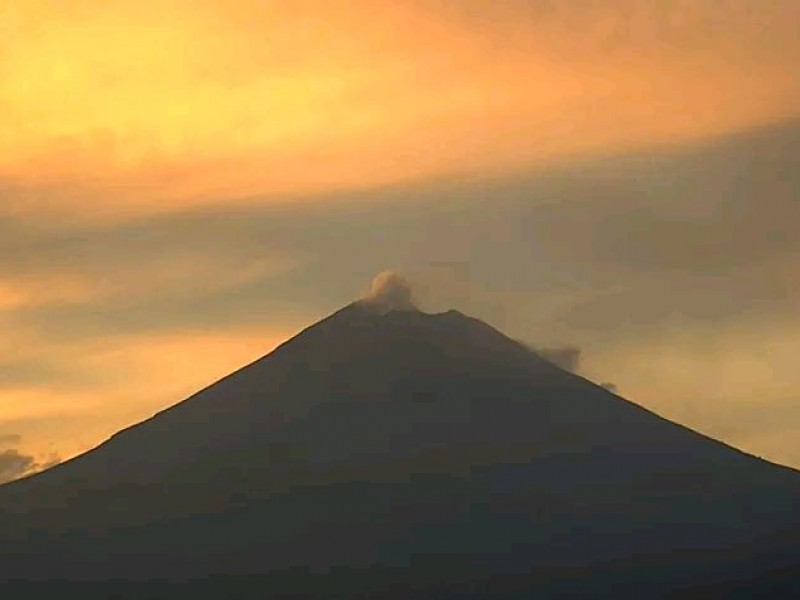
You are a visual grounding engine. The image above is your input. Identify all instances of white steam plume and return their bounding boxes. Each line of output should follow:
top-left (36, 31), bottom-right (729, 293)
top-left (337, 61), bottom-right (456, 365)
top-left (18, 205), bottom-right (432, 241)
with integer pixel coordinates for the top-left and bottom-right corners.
top-left (360, 271), bottom-right (417, 314)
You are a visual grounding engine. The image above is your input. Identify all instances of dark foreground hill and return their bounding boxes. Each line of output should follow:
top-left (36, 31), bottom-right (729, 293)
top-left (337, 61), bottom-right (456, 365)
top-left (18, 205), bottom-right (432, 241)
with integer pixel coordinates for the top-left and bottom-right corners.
top-left (2, 303), bottom-right (799, 598)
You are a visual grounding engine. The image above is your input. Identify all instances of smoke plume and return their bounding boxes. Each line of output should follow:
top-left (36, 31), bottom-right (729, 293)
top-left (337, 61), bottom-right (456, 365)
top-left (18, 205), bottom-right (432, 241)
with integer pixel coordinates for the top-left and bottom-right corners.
top-left (532, 345), bottom-right (620, 393)
top-left (537, 346), bottom-right (582, 372)
top-left (361, 271), bottom-right (417, 314)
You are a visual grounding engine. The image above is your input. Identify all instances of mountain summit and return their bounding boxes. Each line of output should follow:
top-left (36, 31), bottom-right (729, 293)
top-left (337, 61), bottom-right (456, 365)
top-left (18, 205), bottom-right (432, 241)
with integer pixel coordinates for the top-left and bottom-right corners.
top-left (2, 297), bottom-right (800, 597)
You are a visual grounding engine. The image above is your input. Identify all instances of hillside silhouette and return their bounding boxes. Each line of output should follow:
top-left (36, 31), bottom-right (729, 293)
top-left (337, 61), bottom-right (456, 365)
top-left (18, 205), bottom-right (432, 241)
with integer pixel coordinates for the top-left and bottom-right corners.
top-left (2, 301), bottom-right (799, 597)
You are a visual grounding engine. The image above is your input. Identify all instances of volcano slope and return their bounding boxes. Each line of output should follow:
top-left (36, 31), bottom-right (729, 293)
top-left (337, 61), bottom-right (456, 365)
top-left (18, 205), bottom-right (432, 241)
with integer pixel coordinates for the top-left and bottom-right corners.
top-left (1, 304), bottom-right (799, 598)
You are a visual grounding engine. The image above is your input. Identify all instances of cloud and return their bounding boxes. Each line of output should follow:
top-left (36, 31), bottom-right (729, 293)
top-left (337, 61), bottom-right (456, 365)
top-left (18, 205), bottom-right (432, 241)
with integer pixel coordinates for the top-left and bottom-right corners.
top-left (0, 227), bottom-right (297, 315)
top-left (532, 345), bottom-right (621, 394)
top-left (3, 119), bottom-right (793, 466)
top-left (0, 99), bottom-right (797, 471)
top-left (36, 454), bottom-right (62, 472)
top-left (0, 434), bottom-right (61, 484)
top-left (0, 449), bottom-right (35, 484)
top-left (361, 271), bottom-right (417, 314)
top-left (2, 1), bottom-right (799, 220)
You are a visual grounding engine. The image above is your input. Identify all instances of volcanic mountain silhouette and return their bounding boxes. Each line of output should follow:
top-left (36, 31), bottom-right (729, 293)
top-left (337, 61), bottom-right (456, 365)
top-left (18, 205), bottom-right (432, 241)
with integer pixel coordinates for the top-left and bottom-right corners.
top-left (2, 302), bottom-right (800, 598)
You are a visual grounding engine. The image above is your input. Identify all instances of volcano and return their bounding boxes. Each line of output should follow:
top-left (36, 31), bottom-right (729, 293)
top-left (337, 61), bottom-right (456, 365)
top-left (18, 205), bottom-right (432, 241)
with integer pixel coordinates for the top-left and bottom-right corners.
top-left (2, 300), bottom-right (800, 598)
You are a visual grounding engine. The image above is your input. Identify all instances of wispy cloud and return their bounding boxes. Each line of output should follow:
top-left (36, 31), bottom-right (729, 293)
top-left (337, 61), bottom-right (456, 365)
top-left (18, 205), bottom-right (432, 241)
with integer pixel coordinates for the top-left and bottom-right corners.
top-left (0, 433), bottom-right (60, 484)
top-left (536, 346), bottom-right (582, 373)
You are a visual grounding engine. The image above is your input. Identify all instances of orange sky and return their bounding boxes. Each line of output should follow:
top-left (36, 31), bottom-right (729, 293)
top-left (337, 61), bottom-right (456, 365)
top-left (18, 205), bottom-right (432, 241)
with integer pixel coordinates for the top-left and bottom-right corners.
top-left (1, 1), bottom-right (800, 479)
top-left (2, 1), bottom-right (799, 217)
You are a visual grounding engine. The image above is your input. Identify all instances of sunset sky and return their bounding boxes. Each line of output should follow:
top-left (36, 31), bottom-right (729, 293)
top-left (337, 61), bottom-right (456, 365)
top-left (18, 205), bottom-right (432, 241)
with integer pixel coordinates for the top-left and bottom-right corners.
top-left (1, 0), bottom-right (799, 481)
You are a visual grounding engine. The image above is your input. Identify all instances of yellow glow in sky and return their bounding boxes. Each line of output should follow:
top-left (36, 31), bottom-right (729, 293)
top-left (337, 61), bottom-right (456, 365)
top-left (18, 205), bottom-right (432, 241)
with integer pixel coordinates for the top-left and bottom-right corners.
top-left (2, 1), bottom-right (799, 218)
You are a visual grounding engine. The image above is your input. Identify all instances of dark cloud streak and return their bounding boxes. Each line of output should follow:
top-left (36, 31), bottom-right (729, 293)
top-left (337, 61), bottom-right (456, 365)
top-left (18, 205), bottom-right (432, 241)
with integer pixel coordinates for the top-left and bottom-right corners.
top-left (0, 449), bottom-right (35, 484)
top-left (0, 433), bottom-right (61, 484)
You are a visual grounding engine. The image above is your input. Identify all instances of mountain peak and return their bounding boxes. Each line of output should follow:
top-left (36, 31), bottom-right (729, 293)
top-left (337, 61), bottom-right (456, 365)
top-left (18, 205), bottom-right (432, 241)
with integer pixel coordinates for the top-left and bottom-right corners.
top-left (2, 287), bottom-right (800, 593)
